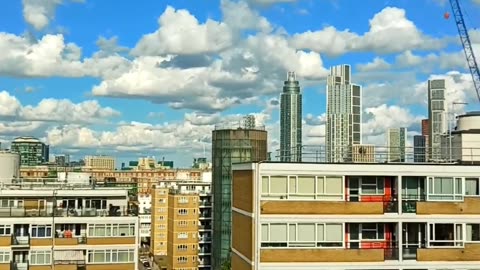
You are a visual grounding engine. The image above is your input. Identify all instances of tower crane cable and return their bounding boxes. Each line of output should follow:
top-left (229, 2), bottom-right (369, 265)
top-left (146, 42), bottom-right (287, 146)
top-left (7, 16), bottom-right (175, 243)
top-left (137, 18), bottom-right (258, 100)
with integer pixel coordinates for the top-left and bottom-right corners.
top-left (449, 0), bottom-right (480, 103)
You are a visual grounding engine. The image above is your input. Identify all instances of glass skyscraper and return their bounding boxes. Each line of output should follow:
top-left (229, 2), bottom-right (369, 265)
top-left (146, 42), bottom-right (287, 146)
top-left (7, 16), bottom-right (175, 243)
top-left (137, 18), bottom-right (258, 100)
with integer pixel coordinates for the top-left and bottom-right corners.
top-left (280, 72), bottom-right (302, 162)
top-left (326, 64), bottom-right (362, 162)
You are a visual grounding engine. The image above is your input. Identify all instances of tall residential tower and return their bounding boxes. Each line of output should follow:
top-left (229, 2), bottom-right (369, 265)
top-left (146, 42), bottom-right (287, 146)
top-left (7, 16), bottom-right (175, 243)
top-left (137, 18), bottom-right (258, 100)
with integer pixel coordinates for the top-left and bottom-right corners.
top-left (428, 79), bottom-right (447, 161)
top-left (326, 64), bottom-right (362, 162)
top-left (387, 127), bottom-right (407, 162)
top-left (280, 72), bottom-right (302, 162)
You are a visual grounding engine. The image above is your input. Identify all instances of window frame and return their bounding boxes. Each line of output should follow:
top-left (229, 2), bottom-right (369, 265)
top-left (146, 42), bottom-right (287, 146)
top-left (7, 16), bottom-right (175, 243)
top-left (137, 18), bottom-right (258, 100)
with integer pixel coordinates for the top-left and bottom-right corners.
top-left (260, 175), bottom-right (344, 201)
top-left (427, 223), bottom-right (464, 248)
top-left (31, 225), bottom-right (52, 238)
top-left (427, 177), bottom-right (464, 201)
top-left (0, 225), bottom-right (11, 236)
top-left (30, 250), bottom-right (52, 265)
top-left (260, 222), bottom-right (344, 249)
top-left (465, 178), bottom-right (480, 196)
top-left (360, 177), bottom-right (385, 195)
top-left (87, 224), bottom-right (135, 237)
top-left (87, 249), bottom-right (135, 264)
top-left (466, 223), bottom-right (480, 242)
top-left (0, 251), bottom-right (10, 263)
top-left (360, 223), bottom-right (385, 241)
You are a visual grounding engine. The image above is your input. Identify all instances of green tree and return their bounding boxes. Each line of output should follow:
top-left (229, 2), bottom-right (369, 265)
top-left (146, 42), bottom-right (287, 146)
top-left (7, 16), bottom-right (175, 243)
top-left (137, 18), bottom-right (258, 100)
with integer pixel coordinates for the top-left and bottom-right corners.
top-left (221, 259), bottom-right (231, 270)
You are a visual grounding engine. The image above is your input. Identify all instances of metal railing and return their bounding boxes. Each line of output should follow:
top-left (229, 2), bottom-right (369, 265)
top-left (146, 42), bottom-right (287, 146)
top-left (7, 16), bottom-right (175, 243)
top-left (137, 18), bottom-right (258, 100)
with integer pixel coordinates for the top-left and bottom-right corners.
top-left (402, 241), bottom-right (426, 260)
top-left (10, 260), bottom-right (29, 270)
top-left (401, 195), bottom-right (426, 214)
top-left (274, 145), bottom-right (480, 164)
top-left (0, 206), bottom-right (136, 217)
top-left (11, 234), bottom-right (30, 246)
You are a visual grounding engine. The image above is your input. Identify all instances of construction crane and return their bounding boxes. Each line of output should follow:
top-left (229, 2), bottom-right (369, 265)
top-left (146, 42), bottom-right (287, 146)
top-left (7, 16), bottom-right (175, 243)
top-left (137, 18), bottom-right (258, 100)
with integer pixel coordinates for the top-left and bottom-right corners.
top-left (448, 0), bottom-right (480, 103)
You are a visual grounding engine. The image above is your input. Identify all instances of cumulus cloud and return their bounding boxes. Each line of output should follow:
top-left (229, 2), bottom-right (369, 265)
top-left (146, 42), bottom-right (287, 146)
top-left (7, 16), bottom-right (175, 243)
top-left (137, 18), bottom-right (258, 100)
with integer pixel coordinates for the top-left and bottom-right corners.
top-left (291, 7), bottom-right (446, 56)
top-left (132, 6), bottom-right (233, 56)
top-left (357, 57), bottom-right (391, 72)
top-left (0, 90), bottom-right (119, 124)
top-left (22, 0), bottom-right (84, 30)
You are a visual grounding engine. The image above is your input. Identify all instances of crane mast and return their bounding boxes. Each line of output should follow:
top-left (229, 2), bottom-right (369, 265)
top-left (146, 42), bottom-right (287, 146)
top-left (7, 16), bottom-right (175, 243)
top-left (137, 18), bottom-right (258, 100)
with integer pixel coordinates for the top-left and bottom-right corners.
top-left (449, 0), bottom-right (480, 103)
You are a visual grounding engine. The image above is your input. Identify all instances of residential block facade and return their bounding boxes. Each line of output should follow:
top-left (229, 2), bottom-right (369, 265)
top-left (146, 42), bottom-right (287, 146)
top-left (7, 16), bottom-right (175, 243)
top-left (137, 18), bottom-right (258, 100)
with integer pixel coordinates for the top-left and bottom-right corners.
top-left (231, 162), bottom-right (480, 270)
top-left (0, 182), bottom-right (138, 270)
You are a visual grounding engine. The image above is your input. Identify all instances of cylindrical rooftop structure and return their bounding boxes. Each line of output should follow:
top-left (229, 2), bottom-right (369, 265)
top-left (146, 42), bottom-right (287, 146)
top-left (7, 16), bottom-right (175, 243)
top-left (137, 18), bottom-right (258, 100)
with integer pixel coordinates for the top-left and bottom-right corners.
top-left (456, 111), bottom-right (480, 132)
top-left (0, 151), bottom-right (20, 183)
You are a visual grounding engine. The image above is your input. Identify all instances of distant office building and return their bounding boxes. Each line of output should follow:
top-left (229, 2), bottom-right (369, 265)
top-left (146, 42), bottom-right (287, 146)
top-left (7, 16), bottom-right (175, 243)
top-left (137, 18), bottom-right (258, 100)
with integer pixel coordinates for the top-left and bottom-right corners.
top-left (414, 135), bottom-right (427, 162)
top-left (280, 71), bottom-right (302, 162)
top-left (326, 64), bottom-right (362, 162)
top-left (421, 119), bottom-right (430, 160)
top-left (10, 136), bottom-right (49, 166)
top-left (211, 124), bottom-right (267, 269)
top-left (428, 79), bottom-right (447, 161)
top-left (84, 155), bottom-right (115, 170)
top-left (351, 144), bottom-right (375, 163)
top-left (55, 154), bottom-right (70, 167)
top-left (387, 127), bottom-right (407, 162)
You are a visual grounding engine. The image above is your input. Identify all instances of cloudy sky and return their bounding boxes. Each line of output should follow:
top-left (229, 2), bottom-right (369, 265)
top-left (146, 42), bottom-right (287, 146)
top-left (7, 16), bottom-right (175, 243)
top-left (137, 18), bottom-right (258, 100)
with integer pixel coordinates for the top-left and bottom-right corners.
top-left (1, 0), bottom-right (479, 167)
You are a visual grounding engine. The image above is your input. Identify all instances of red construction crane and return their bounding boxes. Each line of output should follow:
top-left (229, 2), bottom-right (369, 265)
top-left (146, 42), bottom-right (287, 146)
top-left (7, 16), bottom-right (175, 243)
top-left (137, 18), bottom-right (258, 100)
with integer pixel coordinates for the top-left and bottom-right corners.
top-left (448, 0), bottom-right (480, 103)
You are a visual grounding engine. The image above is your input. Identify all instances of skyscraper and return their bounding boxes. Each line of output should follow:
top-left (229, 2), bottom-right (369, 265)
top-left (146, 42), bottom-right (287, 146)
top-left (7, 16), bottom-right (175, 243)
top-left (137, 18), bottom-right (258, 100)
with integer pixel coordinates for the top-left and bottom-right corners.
top-left (10, 136), bottom-right (49, 166)
top-left (421, 119), bottom-right (430, 160)
top-left (211, 123), bottom-right (267, 269)
top-left (280, 71), bottom-right (302, 162)
top-left (387, 127), bottom-right (407, 162)
top-left (428, 79), bottom-right (447, 161)
top-left (413, 135), bottom-right (427, 162)
top-left (326, 64), bottom-right (362, 162)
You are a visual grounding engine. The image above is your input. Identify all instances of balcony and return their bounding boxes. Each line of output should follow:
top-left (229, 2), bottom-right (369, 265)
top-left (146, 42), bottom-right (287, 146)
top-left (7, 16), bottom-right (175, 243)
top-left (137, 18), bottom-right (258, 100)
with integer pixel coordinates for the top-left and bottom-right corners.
top-left (198, 236), bottom-right (211, 242)
top-left (54, 236), bottom-right (86, 245)
top-left (11, 235), bottom-right (30, 247)
top-left (199, 201), bottom-right (212, 207)
top-left (401, 195), bottom-right (426, 214)
top-left (10, 260), bottom-right (29, 270)
top-left (54, 206), bottom-right (134, 217)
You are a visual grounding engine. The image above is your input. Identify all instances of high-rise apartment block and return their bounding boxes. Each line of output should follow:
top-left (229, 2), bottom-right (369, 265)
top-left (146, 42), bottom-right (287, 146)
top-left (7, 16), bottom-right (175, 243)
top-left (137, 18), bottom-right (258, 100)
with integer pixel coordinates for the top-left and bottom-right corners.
top-left (231, 162), bottom-right (480, 270)
top-left (428, 79), bottom-right (447, 161)
top-left (326, 65), bottom-right (362, 162)
top-left (351, 144), bottom-right (375, 163)
top-left (280, 71), bottom-right (302, 162)
top-left (167, 191), bottom-right (199, 270)
top-left (151, 181), bottom-right (212, 270)
top-left (387, 127), bottom-right (407, 162)
top-left (84, 155), bottom-right (115, 170)
top-left (10, 136), bottom-right (49, 166)
top-left (211, 125), bottom-right (267, 269)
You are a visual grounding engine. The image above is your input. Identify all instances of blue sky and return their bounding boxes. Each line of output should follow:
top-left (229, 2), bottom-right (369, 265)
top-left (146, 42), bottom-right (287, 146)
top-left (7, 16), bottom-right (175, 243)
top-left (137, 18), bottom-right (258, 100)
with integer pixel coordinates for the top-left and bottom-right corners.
top-left (0, 0), bottom-right (479, 167)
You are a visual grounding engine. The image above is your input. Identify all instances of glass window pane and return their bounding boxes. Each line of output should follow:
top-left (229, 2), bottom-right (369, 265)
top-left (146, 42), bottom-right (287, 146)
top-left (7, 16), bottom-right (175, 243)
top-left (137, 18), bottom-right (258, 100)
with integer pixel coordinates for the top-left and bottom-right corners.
top-left (261, 224), bottom-right (268, 242)
top-left (325, 177), bottom-right (342, 194)
top-left (289, 177), bottom-right (296, 193)
top-left (270, 224), bottom-right (287, 242)
top-left (316, 224), bottom-right (324, 241)
top-left (326, 224), bottom-right (342, 241)
top-left (316, 177), bottom-right (324, 194)
top-left (270, 176), bottom-right (287, 194)
top-left (298, 177), bottom-right (315, 194)
top-left (261, 176), bottom-right (269, 194)
top-left (289, 224), bottom-right (296, 241)
top-left (297, 224), bottom-right (315, 242)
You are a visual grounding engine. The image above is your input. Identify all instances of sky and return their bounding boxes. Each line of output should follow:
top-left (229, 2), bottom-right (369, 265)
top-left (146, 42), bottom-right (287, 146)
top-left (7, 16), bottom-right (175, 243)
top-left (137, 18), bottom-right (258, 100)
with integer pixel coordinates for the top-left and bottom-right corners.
top-left (0, 0), bottom-right (480, 167)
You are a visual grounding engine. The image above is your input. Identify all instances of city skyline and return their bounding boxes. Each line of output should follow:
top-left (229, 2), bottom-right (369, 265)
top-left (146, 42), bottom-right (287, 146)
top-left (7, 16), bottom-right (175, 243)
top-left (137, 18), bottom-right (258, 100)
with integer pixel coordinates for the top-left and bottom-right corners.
top-left (1, 0), bottom-right (479, 166)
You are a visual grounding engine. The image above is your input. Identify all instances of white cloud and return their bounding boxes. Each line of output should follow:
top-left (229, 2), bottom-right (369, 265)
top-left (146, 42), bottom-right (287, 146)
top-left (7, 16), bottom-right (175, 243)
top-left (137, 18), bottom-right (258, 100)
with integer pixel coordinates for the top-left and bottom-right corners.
top-left (0, 91), bottom-right (22, 116)
top-left (357, 57), bottom-right (391, 72)
top-left (245, 0), bottom-right (296, 4)
top-left (22, 0), bottom-right (84, 30)
top-left (0, 121), bottom-right (44, 136)
top-left (363, 104), bottom-right (423, 137)
top-left (132, 6), bottom-right (233, 56)
top-left (221, 0), bottom-right (272, 33)
top-left (0, 91), bottom-right (119, 124)
top-left (291, 7), bottom-right (446, 56)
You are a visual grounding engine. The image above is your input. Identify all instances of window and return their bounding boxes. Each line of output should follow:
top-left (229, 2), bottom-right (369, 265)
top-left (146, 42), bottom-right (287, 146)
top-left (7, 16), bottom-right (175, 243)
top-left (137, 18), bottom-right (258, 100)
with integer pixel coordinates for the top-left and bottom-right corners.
top-left (361, 177), bottom-right (384, 195)
top-left (361, 224), bottom-right (384, 240)
top-left (178, 197), bottom-right (189, 203)
top-left (428, 177), bottom-right (463, 201)
top-left (87, 249), bottom-right (135, 263)
top-left (261, 175), bottom-right (344, 201)
top-left (178, 209), bottom-right (188, 215)
top-left (177, 257), bottom-right (187, 263)
top-left (88, 224), bottom-right (135, 237)
top-left (465, 178), bottom-right (480, 196)
top-left (0, 199), bottom-right (14, 208)
top-left (30, 250), bottom-right (51, 265)
top-left (0, 251), bottom-right (10, 263)
top-left (261, 223), bottom-right (343, 248)
top-left (178, 233), bottom-right (188, 239)
top-left (467, 224), bottom-right (480, 242)
top-left (429, 223), bottom-right (463, 247)
top-left (31, 225), bottom-right (52, 238)
top-left (0, 225), bottom-right (11, 236)
top-left (85, 198), bottom-right (107, 209)
top-left (177, 244), bottom-right (188, 251)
